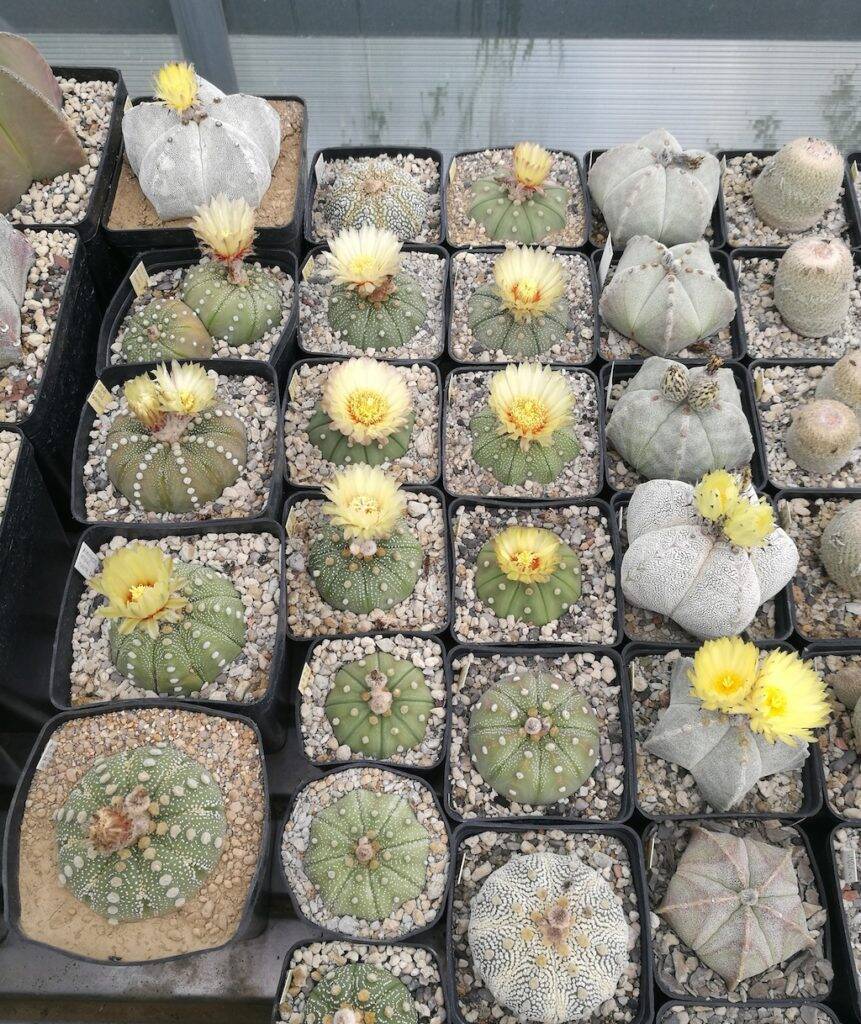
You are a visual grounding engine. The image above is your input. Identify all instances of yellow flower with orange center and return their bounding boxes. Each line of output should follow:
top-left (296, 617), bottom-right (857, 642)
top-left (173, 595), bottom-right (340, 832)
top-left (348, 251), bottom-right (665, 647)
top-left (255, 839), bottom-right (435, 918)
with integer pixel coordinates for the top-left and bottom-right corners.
top-left (494, 246), bottom-right (565, 321)
top-left (328, 226), bottom-right (402, 296)
top-left (513, 142), bottom-right (553, 188)
top-left (493, 525), bottom-right (562, 584)
top-left (321, 358), bottom-right (412, 445)
top-left (153, 61), bottom-right (198, 114)
top-left (489, 363), bottom-right (574, 450)
top-left (191, 194), bottom-right (256, 265)
top-left (322, 465), bottom-right (406, 540)
top-left (90, 544), bottom-right (188, 639)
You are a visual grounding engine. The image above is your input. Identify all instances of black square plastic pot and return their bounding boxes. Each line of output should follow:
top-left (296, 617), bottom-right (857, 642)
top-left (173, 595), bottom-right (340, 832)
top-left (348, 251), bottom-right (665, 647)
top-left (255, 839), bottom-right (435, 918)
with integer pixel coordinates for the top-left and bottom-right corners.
top-left (583, 148), bottom-right (725, 251)
top-left (48, 519), bottom-right (288, 751)
top-left (71, 358), bottom-right (284, 527)
top-left (446, 146), bottom-right (591, 250)
top-left (276, 762), bottom-right (452, 942)
top-left (600, 360), bottom-right (768, 494)
top-left (283, 356), bottom-right (443, 489)
top-left (295, 632), bottom-right (450, 772)
top-left (102, 95), bottom-right (307, 259)
top-left (718, 149), bottom-right (861, 250)
top-left (656, 1002), bottom-right (841, 1024)
top-left (825, 822), bottom-right (861, 1024)
top-left (591, 247), bottom-right (745, 362)
top-left (297, 243), bottom-right (450, 362)
top-left (610, 490), bottom-right (795, 644)
top-left (2, 699), bottom-right (271, 966)
top-left (282, 484), bottom-right (452, 642)
top-left (448, 495), bottom-right (624, 648)
top-left (622, 641), bottom-right (823, 823)
top-left (443, 644), bottom-right (636, 825)
top-left (305, 146), bottom-right (445, 246)
top-left (96, 247), bottom-right (299, 377)
top-left (446, 246), bottom-right (599, 366)
top-left (444, 821), bottom-right (653, 1024)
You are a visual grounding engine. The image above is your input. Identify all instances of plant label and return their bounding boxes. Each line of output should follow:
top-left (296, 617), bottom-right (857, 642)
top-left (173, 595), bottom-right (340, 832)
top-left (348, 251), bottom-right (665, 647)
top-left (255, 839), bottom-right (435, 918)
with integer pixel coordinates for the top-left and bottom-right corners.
top-left (129, 260), bottom-right (152, 296)
top-left (598, 233), bottom-right (613, 288)
top-left (75, 542), bottom-right (101, 579)
top-left (301, 255), bottom-right (315, 282)
top-left (87, 379), bottom-right (116, 415)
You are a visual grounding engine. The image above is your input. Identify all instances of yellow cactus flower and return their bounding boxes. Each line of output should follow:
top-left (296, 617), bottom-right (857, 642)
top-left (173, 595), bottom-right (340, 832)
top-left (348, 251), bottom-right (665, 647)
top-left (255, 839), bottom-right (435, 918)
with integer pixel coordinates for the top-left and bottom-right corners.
top-left (494, 246), bottom-right (566, 321)
top-left (747, 649), bottom-right (830, 746)
top-left (688, 636), bottom-right (760, 715)
top-left (322, 358), bottom-right (412, 445)
top-left (722, 498), bottom-right (775, 548)
top-left (493, 525), bottom-right (562, 584)
top-left (124, 373), bottom-right (163, 429)
top-left (489, 363), bottom-right (574, 450)
top-left (513, 142), bottom-right (553, 189)
top-left (153, 61), bottom-right (198, 114)
top-left (191, 194), bottom-right (256, 268)
top-left (152, 361), bottom-right (217, 416)
top-left (328, 226), bottom-right (402, 297)
top-left (90, 544), bottom-right (188, 639)
top-left (693, 470), bottom-right (740, 522)
top-left (322, 465), bottom-right (406, 540)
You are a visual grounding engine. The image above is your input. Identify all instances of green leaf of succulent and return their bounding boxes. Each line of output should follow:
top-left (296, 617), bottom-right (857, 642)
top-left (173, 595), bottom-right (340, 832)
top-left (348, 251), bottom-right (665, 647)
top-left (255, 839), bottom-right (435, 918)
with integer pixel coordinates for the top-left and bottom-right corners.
top-left (467, 286), bottom-right (569, 357)
top-left (475, 537), bottom-right (581, 627)
top-left (328, 274), bottom-right (427, 351)
top-left (181, 262), bottom-right (282, 346)
top-left (470, 407), bottom-right (579, 486)
top-left (305, 963), bottom-right (418, 1024)
top-left (118, 297), bottom-right (213, 364)
top-left (308, 405), bottom-right (415, 467)
top-left (468, 177), bottom-right (569, 243)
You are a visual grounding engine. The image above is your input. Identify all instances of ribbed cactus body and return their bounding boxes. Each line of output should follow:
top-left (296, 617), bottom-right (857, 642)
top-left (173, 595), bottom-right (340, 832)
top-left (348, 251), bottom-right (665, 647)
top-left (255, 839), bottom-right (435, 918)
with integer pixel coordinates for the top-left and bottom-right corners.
top-left (325, 651), bottom-right (433, 759)
top-left (55, 743), bottom-right (226, 922)
top-left (308, 406), bottom-right (415, 467)
top-left (468, 178), bottom-right (569, 244)
top-left (118, 297), bottom-right (213, 364)
top-left (820, 500), bottom-right (861, 598)
top-left (468, 669), bottom-right (599, 805)
top-left (328, 276), bottom-right (427, 351)
top-left (816, 352), bottom-right (861, 418)
top-left (181, 261), bottom-right (282, 346)
top-left (784, 399), bottom-right (858, 475)
top-left (475, 538), bottom-right (581, 626)
top-left (599, 236), bottom-right (736, 356)
top-left (305, 964), bottom-right (418, 1024)
top-left (468, 286), bottom-right (569, 358)
top-left (773, 238), bottom-right (853, 338)
top-left (108, 560), bottom-right (246, 695)
top-left (305, 788), bottom-right (429, 921)
top-left (831, 666), bottom-right (861, 710)
top-left (469, 407), bottom-right (579, 486)
top-left (323, 160), bottom-right (428, 239)
top-left (751, 137), bottom-right (844, 231)
top-left (0, 216), bottom-right (34, 367)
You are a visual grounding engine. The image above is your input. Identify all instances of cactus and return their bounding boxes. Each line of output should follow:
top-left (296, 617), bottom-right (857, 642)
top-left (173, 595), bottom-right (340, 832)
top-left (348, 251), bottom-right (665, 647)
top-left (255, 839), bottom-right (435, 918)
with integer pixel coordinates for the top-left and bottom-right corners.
top-left (305, 788), bottom-right (429, 921)
top-left (475, 525), bottom-right (582, 627)
top-left (830, 665), bottom-right (861, 710)
top-left (470, 363), bottom-right (579, 486)
top-left (658, 826), bottom-right (814, 989)
top-left (118, 297), bottom-right (213, 364)
top-left (323, 158), bottom-right (428, 240)
top-left (122, 63), bottom-right (280, 220)
top-left (606, 357), bottom-right (755, 483)
top-left (305, 964), bottom-right (418, 1024)
top-left (0, 216), bottom-right (35, 367)
top-left (751, 137), bottom-right (844, 232)
top-left (307, 357), bottom-right (414, 467)
top-left (468, 852), bottom-right (628, 1024)
top-left (468, 246), bottom-right (570, 358)
top-left (325, 651), bottom-right (433, 759)
top-left (773, 238), bottom-right (853, 337)
top-left (817, 351), bottom-right (861, 418)
top-left (588, 129), bottom-right (721, 247)
top-left (0, 34), bottom-right (86, 214)
top-left (468, 669), bottom-right (599, 805)
top-left (55, 743), bottom-right (226, 922)
top-left (105, 362), bottom-right (247, 514)
top-left (820, 500), bottom-right (861, 598)
top-left (599, 236), bottom-right (737, 357)
top-left (307, 466), bottom-right (422, 615)
top-left (468, 143), bottom-right (570, 244)
top-left (784, 399), bottom-right (859, 475)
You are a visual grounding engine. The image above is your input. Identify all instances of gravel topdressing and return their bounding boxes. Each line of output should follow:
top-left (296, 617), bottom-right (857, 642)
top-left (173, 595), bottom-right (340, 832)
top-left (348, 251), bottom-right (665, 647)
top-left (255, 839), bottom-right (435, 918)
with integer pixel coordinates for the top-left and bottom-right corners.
top-left (0, 431), bottom-right (22, 524)
top-left (833, 825), bottom-right (861, 1001)
top-left (660, 1006), bottom-right (834, 1024)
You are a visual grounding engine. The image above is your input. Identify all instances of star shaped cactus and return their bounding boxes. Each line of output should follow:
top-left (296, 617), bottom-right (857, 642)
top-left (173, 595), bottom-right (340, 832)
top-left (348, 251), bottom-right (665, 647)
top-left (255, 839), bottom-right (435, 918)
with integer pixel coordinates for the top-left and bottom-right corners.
top-left (322, 157), bottom-right (429, 239)
top-left (304, 964), bottom-right (418, 1024)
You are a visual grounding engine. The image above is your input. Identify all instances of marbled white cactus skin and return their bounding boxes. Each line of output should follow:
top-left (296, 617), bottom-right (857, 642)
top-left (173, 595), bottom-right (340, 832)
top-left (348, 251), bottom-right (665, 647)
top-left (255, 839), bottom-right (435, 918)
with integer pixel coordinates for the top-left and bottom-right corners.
top-left (817, 351), bottom-right (861, 418)
top-left (0, 215), bottom-right (34, 367)
top-left (784, 399), bottom-right (859, 475)
top-left (468, 669), bottom-right (599, 805)
top-left (773, 238), bottom-right (853, 338)
top-left (55, 743), bottom-right (226, 922)
top-left (820, 500), bottom-right (861, 599)
top-left (751, 137), bottom-right (844, 232)
top-left (468, 177), bottom-right (568, 245)
top-left (606, 357), bottom-right (754, 483)
top-left (468, 852), bottom-right (628, 1024)
top-left (305, 788), bottom-right (429, 921)
top-left (644, 657), bottom-right (808, 812)
top-left (181, 261), bottom-right (282, 347)
top-left (323, 159), bottom-right (429, 240)
top-left (118, 297), bottom-right (213, 364)
top-left (469, 407), bottom-right (579, 486)
top-left (328, 274), bottom-right (427, 352)
top-left (588, 129), bottom-right (721, 247)
top-left (325, 651), bottom-right (434, 760)
top-left (304, 963), bottom-right (418, 1024)
top-left (308, 408), bottom-right (414, 467)
top-left (658, 826), bottom-right (814, 989)
top-left (468, 289), bottom-right (569, 359)
top-left (599, 236), bottom-right (737, 357)
top-left (108, 560), bottom-right (246, 696)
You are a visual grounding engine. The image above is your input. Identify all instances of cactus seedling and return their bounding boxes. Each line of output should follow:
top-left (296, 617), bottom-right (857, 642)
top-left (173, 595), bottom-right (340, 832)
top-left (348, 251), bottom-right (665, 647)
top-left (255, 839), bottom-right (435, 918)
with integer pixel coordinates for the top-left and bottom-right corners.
top-left (784, 399), bottom-right (859, 475)
top-left (752, 137), bottom-right (844, 231)
top-left (0, 216), bottom-right (35, 367)
top-left (105, 361), bottom-right (247, 514)
top-left (468, 143), bottom-right (570, 244)
top-left (322, 158), bottom-right (429, 240)
top-left (118, 297), bottom-right (213, 363)
top-left (820, 500), bottom-right (861, 598)
top-left (55, 743), bottom-right (226, 922)
top-left (773, 238), bottom-right (853, 338)
top-left (305, 964), bottom-right (418, 1024)
top-left (816, 351), bottom-right (861, 418)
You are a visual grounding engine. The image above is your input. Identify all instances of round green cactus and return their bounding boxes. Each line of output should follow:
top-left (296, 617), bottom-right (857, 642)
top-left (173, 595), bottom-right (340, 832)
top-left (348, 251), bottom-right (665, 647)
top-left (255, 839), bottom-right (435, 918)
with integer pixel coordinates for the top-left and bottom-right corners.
top-left (468, 669), bottom-right (599, 805)
top-left (468, 179), bottom-right (568, 244)
top-left (322, 159), bottom-right (429, 239)
top-left (305, 788), bottom-right (429, 921)
top-left (55, 743), bottom-right (226, 923)
top-left (325, 651), bottom-right (433, 759)
top-left (470, 408), bottom-right (579, 486)
top-left (305, 964), bottom-right (418, 1024)
top-left (308, 406), bottom-right (415, 467)
top-left (181, 261), bottom-right (282, 347)
top-left (108, 561), bottom-right (246, 696)
top-left (118, 298), bottom-right (213, 364)
top-left (328, 275), bottom-right (427, 351)
top-left (468, 287), bottom-right (569, 358)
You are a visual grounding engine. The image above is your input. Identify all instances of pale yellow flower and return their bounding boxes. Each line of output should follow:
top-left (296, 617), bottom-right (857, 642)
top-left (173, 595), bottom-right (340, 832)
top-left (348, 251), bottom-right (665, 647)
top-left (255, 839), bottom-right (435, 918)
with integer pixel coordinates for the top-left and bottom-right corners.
top-left (328, 226), bottom-right (402, 297)
top-left (322, 465), bottom-right (406, 540)
top-left (722, 499), bottom-right (775, 549)
top-left (493, 525), bottom-right (562, 584)
top-left (693, 470), bottom-right (740, 521)
top-left (513, 142), bottom-right (553, 188)
top-left (124, 373), bottom-right (163, 429)
top-left (747, 649), bottom-right (830, 746)
top-left (489, 363), bottom-right (573, 450)
top-left (153, 61), bottom-right (198, 114)
top-left (152, 361), bottom-right (217, 416)
top-left (322, 358), bottom-right (411, 445)
top-left (90, 544), bottom-right (188, 639)
top-left (191, 194), bottom-right (256, 266)
top-left (494, 246), bottom-right (566, 321)
top-left (688, 636), bottom-right (759, 715)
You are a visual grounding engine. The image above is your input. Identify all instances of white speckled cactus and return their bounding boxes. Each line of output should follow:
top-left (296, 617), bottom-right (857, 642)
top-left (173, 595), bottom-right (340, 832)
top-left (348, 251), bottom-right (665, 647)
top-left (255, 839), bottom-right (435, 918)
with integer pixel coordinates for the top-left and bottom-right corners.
top-left (0, 216), bottom-right (35, 367)
top-left (599, 236), bottom-right (737, 356)
top-left (751, 137), bottom-right (844, 231)
top-left (118, 298), bottom-right (213, 364)
top-left (773, 238), bottom-right (853, 337)
top-left (323, 159), bottom-right (428, 240)
top-left (784, 399), bottom-right (859, 475)
top-left (305, 964), bottom-right (418, 1024)
top-left (817, 351), bottom-right (861, 418)
top-left (606, 357), bottom-right (754, 483)
top-left (588, 129), bottom-right (721, 247)
top-left (821, 500), bottom-right (861, 598)
top-left (468, 852), bottom-right (628, 1024)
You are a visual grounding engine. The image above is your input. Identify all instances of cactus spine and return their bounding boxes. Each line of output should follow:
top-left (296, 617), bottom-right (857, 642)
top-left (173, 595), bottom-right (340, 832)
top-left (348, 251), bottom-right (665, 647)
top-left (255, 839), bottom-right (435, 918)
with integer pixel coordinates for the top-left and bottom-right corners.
top-left (773, 238), bottom-right (853, 337)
